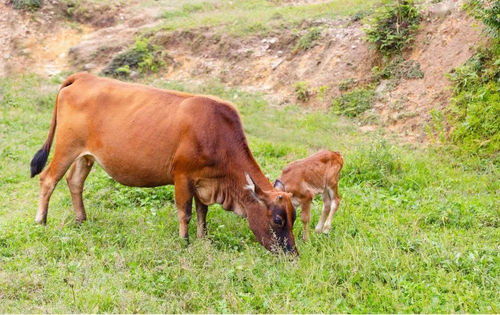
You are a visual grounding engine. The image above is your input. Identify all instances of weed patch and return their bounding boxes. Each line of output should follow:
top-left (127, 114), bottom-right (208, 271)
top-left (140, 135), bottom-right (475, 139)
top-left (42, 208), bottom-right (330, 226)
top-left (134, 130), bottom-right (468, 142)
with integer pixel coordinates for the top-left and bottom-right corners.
top-left (293, 27), bottom-right (322, 52)
top-left (365, 0), bottom-right (421, 55)
top-left (8, 0), bottom-right (41, 10)
top-left (102, 39), bottom-right (167, 78)
top-left (372, 56), bottom-right (424, 81)
top-left (331, 87), bottom-right (375, 117)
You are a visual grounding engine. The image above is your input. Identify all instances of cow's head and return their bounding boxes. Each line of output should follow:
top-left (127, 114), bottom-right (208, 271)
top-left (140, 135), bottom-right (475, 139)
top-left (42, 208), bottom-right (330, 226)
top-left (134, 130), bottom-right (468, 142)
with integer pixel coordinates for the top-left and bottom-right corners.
top-left (244, 174), bottom-right (297, 255)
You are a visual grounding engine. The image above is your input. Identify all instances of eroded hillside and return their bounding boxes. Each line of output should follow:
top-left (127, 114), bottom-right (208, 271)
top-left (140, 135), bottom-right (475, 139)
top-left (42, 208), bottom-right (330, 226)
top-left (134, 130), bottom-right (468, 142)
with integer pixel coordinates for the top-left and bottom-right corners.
top-left (0, 0), bottom-right (485, 142)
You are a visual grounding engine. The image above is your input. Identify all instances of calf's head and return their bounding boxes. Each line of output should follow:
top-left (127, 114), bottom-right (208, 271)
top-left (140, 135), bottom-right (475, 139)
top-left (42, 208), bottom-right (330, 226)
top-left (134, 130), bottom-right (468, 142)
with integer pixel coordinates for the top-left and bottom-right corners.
top-left (244, 174), bottom-right (297, 255)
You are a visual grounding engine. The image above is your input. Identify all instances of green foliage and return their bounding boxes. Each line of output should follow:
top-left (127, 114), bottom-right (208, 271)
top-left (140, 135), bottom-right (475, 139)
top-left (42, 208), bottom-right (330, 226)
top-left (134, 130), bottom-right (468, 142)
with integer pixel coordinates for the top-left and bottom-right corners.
top-left (331, 87), bottom-right (375, 117)
top-left (372, 56), bottom-right (424, 81)
top-left (9, 0), bottom-right (41, 10)
top-left (162, 2), bottom-right (214, 19)
top-left (446, 45), bottom-right (500, 156)
top-left (343, 140), bottom-right (403, 188)
top-left (102, 39), bottom-right (166, 78)
top-left (293, 27), bottom-right (322, 52)
top-left (338, 78), bottom-right (357, 91)
top-left (365, 0), bottom-right (421, 55)
top-left (154, 0), bottom-right (381, 37)
top-left (465, 0), bottom-right (500, 39)
top-left (294, 81), bottom-right (312, 102)
top-left (0, 75), bottom-right (499, 312)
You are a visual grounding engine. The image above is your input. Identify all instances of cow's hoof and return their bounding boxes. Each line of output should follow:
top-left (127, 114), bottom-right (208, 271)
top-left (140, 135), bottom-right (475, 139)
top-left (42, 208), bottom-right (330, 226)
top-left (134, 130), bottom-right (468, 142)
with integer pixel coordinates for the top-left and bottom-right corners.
top-left (75, 218), bottom-right (86, 224)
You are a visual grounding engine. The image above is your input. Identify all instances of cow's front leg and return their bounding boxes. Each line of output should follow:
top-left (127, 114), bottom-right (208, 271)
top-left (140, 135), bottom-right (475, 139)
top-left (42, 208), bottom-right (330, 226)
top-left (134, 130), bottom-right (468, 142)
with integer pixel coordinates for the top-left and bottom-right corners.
top-left (174, 176), bottom-right (193, 241)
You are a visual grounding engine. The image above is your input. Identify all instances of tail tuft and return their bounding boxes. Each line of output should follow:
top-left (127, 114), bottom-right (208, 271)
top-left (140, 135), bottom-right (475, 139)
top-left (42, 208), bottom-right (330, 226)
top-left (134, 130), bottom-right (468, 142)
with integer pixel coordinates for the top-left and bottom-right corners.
top-left (30, 147), bottom-right (49, 177)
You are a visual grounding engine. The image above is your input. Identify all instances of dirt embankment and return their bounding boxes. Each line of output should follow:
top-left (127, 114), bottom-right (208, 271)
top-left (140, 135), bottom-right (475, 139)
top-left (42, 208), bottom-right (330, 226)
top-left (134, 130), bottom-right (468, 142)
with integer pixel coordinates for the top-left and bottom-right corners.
top-left (1, 0), bottom-right (483, 142)
top-left (372, 1), bottom-right (483, 140)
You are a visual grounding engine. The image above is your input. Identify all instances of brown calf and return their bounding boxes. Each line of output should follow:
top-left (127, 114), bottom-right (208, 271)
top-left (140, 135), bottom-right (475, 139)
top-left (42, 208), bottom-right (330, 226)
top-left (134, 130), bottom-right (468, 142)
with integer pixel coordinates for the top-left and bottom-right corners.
top-left (277, 150), bottom-right (343, 240)
top-left (30, 73), bottom-right (297, 254)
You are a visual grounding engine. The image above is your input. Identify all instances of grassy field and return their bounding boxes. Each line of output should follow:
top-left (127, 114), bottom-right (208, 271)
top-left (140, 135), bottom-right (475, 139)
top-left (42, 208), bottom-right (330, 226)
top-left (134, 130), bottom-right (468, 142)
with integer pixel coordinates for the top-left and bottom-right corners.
top-left (0, 74), bottom-right (498, 313)
top-left (145, 0), bottom-right (381, 36)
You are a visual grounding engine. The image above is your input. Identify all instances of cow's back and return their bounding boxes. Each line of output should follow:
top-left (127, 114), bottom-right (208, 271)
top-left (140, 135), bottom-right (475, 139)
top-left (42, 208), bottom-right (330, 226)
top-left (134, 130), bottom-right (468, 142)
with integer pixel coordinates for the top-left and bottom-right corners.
top-left (55, 73), bottom-right (247, 187)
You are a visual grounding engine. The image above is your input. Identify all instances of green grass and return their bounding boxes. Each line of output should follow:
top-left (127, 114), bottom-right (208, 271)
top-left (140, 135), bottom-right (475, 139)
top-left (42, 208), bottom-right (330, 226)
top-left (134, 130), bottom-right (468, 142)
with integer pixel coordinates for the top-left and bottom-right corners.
top-left (147, 0), bottom-right (382, 36)
top-left (0, 75), bottom-right (499, 313)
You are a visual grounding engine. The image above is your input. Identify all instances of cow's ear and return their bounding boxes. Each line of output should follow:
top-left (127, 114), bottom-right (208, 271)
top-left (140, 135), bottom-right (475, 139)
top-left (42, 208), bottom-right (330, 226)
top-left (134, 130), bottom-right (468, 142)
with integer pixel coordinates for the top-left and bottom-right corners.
top-left (245, 173), bottom-right (266, 200)
top-left (273, 179), bottom-right (285, 191)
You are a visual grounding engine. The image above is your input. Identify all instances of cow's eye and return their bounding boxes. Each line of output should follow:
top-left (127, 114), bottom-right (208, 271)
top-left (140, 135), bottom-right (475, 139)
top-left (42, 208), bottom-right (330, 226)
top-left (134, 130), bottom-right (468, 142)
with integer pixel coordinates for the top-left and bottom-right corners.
top-left (273, 216), bottom-right (284, 227)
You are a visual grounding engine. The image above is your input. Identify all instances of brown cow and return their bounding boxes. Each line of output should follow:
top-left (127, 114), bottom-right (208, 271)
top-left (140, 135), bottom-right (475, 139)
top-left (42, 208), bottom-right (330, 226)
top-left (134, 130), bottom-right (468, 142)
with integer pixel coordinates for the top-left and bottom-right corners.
top-left (276, 150), bottom-right (343, 240)
top-left (30, 73), bottom-right (297, 254)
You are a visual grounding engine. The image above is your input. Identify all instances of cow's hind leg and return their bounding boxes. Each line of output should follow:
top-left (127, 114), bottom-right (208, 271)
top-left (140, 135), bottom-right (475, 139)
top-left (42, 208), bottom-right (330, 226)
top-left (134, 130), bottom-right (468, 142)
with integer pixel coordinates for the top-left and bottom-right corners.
top-left (36, 151), bottom-right (79, 225)
top-left (174, 175), bottom-right (193, 242)
top-left (315, 190), bottom-right (332, 233)
top-left (66, 156), bottom-right (94, 223)
top-left (322, 183), bottom-right (340, 234)
top-left (195, 197), bottom-right (208, 238)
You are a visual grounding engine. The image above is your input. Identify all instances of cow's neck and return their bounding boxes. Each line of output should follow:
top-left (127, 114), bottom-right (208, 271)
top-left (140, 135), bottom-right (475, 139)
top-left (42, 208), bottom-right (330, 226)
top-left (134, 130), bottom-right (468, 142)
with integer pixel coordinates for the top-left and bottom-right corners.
top-left (211, 155), bottom-right (271, 217)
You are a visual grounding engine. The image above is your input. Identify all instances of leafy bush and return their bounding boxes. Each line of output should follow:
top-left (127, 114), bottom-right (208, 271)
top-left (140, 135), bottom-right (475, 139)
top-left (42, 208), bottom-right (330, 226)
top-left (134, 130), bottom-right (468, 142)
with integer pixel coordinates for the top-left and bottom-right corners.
top-left (430, 1), bottom-right (500, 157)
top-left (331, 87), bottom-right (375, 117)
top-left (446, 46), bottom-right (500, 155)
top-left (465, 0), bottom-right (499, 39)
top-left (9, 0), bottom-right (41, 10)
top-left (365, 0), bottom-right (421, 55)
top-left (293, 27), bottom-right (321, 52)
top-left (294, 81), bottom-right (312, 102)
top-left (102, 38), bottom-right (166, 78)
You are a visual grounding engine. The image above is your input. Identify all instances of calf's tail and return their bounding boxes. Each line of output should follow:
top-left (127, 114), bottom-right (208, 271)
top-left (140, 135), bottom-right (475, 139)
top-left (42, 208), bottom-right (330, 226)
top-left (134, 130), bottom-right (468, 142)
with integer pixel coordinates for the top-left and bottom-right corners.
top-left (30, 74), bottom-right (77, 177)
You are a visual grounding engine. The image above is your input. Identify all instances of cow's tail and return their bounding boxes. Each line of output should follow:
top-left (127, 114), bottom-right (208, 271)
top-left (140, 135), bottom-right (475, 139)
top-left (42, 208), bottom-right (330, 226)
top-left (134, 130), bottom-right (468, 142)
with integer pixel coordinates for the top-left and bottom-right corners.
top-left (30, 74), bottom-right (78, 177)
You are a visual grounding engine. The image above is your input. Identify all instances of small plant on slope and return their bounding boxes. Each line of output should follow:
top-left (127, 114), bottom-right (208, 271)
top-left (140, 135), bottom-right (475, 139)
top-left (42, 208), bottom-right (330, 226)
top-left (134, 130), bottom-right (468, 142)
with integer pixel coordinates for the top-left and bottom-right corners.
top-left (102, 38), bottom-right (166, 78)
top-left (365, 0), bottom-right (421, 56)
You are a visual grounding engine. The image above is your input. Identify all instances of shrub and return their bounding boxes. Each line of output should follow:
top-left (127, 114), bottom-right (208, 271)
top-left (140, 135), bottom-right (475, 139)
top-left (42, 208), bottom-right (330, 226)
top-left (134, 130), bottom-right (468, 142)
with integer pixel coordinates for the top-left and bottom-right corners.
top-left (331, 87), bottom-right (375, 117)
top-left (446, 46), bottom-right (500, 155)
top-left (365, 0), bottom-right (421, 55)
top-left (293, 27), bottom-right (321, 52)
top-left (102, 38), bottom-right (166, 78)
top-left (9, 0), bottom-right (41, 10)
top-left (294, 81), bottom-right (312, 102)
top-left (465, 0), bottom-right (499, 39)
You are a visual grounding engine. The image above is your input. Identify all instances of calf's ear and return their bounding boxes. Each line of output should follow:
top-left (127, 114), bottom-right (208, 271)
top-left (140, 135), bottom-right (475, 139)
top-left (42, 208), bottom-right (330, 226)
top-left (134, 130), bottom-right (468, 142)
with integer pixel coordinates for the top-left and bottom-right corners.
top-left (273, 179), bottom-right (285, 191)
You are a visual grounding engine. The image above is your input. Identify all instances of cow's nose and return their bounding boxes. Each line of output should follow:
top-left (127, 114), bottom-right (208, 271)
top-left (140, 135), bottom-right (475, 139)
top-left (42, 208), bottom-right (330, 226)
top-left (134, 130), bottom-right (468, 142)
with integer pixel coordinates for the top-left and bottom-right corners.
top-left (284, 243), bottom-right (299, 256)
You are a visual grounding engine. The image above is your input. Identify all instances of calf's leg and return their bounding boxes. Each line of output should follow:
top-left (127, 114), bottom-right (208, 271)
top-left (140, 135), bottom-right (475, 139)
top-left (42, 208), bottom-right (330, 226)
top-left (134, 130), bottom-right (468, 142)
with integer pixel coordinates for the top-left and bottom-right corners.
top-left (300, 198), bottom-right (312, 241)
top-left (322, 184), bottom-right (340, 234)
top-left (315, 190), bottom-right (331, 233)
top-left (66, 156), bottom-right (94, 223)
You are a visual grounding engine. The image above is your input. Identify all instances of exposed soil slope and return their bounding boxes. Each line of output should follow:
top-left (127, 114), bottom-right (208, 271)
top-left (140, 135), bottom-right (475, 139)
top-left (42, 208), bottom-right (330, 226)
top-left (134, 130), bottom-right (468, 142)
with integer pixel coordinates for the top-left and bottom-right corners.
top-left (0, 0), bottom-right (484, 142)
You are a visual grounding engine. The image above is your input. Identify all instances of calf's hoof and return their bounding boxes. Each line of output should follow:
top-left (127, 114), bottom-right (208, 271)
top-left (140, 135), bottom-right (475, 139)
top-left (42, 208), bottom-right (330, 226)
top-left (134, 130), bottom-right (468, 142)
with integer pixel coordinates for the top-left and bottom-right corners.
top-left (35, 217), bottom-right (47, 225)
